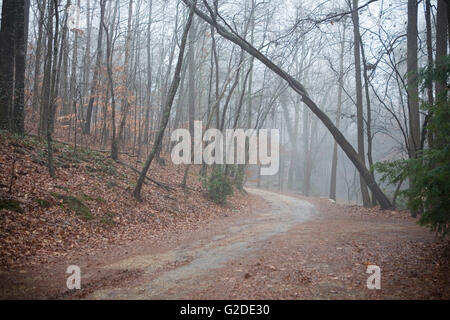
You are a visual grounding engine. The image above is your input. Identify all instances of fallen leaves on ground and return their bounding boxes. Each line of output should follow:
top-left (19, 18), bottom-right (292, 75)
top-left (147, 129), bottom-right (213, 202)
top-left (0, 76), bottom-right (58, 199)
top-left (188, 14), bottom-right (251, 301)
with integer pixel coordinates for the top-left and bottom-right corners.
top-left (0, 132), bottom-right (249, 271)
top-left (184, 195), bottom-right (450, 299)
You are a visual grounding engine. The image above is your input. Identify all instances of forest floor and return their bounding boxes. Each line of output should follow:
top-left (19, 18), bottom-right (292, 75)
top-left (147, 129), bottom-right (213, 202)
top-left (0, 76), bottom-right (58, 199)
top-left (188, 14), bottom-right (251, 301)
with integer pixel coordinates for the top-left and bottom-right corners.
top-left (0, 132), bottom-right (449, 299)
top-left (0, 131), bottom-right (251, 298)
top-left (84, 189), bottom-right (449, 300)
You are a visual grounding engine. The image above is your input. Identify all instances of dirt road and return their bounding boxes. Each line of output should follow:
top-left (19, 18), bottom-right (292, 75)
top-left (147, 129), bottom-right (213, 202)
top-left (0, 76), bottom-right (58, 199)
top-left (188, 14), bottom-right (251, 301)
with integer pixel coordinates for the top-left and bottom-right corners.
top-left (2, 188), bottom-right (448, 299)
top-left (88, 188), bottom-right (317, 299)
top-left (87, 188), bottom-right (448, 300)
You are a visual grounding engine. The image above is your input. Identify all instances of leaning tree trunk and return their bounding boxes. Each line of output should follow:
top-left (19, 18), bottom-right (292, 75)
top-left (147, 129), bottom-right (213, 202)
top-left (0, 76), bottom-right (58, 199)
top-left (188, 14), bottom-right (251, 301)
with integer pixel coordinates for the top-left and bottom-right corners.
top-left (180, 0), bottom-right (393, 209)
top-left (133, 4), bottom-right (195, 201)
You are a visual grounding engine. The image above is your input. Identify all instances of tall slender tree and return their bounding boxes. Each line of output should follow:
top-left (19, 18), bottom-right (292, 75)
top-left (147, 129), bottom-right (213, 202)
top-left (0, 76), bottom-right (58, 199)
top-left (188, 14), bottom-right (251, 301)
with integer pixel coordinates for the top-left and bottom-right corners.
top-left (84, 0), bottom-right (106, 134)
top-left (330, 25), bottom-right (346, 201)
top-left (407, 0), bottom-right (420, 159)
top-left (350, 0), bottom-right (371, 207)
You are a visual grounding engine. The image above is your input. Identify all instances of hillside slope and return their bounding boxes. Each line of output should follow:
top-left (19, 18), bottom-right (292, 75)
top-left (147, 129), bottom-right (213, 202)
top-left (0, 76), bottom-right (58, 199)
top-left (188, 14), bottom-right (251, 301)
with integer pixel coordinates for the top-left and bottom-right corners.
top-left (0, 132), bottom-right (249, 270)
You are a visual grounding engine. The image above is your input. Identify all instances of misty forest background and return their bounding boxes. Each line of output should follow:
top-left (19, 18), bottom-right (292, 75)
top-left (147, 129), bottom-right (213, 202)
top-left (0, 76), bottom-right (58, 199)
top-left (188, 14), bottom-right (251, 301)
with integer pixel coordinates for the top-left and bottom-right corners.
top-left (0, 0), bottom-right (449, 235)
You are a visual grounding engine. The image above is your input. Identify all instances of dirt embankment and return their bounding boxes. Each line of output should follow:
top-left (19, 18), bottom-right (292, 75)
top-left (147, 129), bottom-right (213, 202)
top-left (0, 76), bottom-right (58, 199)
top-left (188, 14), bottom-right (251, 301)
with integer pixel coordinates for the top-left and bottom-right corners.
top-left (0, 132), bottom-right (254, 299)
top-left (1, 133), bottom-right (448, 300)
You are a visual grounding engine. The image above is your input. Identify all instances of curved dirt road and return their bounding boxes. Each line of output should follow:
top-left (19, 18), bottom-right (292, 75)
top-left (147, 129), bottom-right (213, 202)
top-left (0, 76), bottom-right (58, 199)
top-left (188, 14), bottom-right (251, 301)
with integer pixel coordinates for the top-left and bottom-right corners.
top-left (89, 188), bottom-right (316, 299)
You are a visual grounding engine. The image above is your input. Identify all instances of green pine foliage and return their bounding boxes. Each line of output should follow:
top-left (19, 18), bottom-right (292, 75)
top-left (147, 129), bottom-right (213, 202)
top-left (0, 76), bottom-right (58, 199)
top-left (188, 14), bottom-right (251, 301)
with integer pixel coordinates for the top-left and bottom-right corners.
top-left (203, 167), bottom-right (233, 204)
top-left (374, 55), bottom-right (450, 236)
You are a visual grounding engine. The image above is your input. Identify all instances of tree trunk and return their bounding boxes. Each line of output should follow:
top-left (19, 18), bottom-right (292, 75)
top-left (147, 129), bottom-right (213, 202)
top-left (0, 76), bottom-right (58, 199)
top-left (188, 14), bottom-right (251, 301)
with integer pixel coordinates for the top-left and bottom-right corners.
top-left (423, 0), bottom-right (434, 148)
top-left (303, 104), bottom-right (311, 196)
top-left (117, 0), bottom-right (134, 147)
top-left (84, 0), bottom-right (105, 134)
top-left (407, 0), bottom-right (421, 217)
top-left (425, 2), bottom-right (434, 106)
top-left (434, 0), bottom-right (448, 150)
top-left (330, 25), bottom-right (346, 201)
top-left (407, 0), bottom-right (420, 158)
top-left (82, 0), bottom-right (92, 109)
top-left (45, 0), bottom-right (59, 177)
top-left (351, 0), bottom-right (371, 207)
top-left (69, 0), bottom-right (80, 126)
top-left (182, 16), bottom-right (197, 188)
top-left (436, 0), bottom-right (448, 102)
top-left (59, 0), bottom-right (71, 116)
top-left (103, 0), bottom-right (119, 160)
top-left (31, 0), bottom-right (47, 113)
top-left (0, 0), bottom-right (16, 131)
top-left (360, 30), bottom-right (376, 206)
top-left (143, 0), bottom-right (153, 146)
top-left (12, 0), bottom-right (28, 135)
